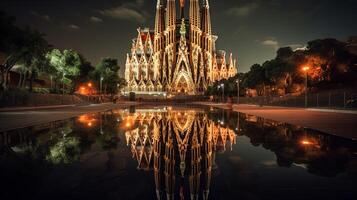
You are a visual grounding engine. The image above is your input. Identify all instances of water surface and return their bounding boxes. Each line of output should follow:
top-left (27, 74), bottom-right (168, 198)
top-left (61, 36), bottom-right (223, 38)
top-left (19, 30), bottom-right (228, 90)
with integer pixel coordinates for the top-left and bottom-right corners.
top-left (0, 106), bottom-right (356, 200)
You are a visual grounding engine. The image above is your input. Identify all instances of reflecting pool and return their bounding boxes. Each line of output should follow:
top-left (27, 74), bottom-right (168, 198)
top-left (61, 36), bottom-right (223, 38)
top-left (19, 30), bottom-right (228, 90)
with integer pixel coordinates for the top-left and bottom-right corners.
top-left (0, 106), bottom-right (356, 200)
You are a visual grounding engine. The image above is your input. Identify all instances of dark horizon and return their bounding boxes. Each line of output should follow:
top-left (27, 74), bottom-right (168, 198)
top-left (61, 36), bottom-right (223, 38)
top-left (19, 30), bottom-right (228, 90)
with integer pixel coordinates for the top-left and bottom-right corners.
top-left (1, 0), bottom-right (356, 72)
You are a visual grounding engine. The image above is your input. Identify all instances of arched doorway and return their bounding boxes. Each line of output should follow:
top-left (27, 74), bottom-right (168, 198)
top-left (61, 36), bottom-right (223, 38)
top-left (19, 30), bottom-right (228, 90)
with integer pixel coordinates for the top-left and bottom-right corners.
top-left (172, 71), bottom-right (195, 95)
top-left (177, 76), bottom-right (188, 94)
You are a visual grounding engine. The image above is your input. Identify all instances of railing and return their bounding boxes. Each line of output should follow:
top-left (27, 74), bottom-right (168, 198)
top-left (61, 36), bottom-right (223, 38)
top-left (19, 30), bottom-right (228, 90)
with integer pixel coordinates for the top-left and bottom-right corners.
top-left (230, 90), bottom-right (357, 109)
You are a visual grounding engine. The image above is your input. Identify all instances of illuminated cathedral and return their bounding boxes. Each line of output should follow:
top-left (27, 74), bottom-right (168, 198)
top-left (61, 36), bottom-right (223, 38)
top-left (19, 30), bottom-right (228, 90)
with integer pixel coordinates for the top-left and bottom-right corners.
top-left (124, 0), bottom-right (238, 95)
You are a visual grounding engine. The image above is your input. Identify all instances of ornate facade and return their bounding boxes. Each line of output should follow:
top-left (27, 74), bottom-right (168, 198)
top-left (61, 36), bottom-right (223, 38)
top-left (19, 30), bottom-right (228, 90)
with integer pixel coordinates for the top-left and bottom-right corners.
top-left (123, 108), bottom-right (236, 199)
top-left (125, 0), bottom-right (237, 95)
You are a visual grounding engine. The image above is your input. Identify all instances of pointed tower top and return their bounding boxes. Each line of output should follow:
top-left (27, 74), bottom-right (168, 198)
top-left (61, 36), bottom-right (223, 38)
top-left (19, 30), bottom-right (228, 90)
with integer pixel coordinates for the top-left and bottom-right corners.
top-left (180, 19), bottom-right (186, 36)
top-left (126, 53), bottom-right (130, 64)
top-left (229, 53), bottom-right (234, 65)
top-left (180, 0), bottom-right (185, 8)
top-left (156, 0), bottom-right (160, 8)
top-left (203, 0), bottom-right (209, 8)
top-left (156, 0), bottom-right (162, 8)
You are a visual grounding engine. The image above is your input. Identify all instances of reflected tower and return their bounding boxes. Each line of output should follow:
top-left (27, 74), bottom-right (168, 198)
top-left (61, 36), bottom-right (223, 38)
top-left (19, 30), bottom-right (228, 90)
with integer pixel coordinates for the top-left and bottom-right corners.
top-left (124, 108), bottom-right (237, 199)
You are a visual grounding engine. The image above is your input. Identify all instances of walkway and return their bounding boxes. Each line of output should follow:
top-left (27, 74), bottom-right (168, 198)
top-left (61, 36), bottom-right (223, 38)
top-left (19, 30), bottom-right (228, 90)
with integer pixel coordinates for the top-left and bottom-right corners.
top-left (0, 102), bottom-right (139, 132)
top-left (199, 103), bottom-right (357, 140)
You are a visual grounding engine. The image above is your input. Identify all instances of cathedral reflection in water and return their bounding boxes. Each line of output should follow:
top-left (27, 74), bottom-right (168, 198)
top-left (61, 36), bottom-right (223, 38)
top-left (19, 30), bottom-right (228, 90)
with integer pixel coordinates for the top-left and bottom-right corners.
top-left (122, 108), bottom-right (236, 200)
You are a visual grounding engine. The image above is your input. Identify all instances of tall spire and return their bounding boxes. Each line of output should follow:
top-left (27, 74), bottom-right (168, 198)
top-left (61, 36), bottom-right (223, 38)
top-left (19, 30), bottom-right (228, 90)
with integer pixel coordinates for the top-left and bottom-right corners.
top-left (154, 0), bottom-right (164, 53)
top-left (166, 0), bottom-right (176, 28)
top-left (180, 0), bottom-right (185, 19)
top-left (180, 0), bottom-right (185, 7)
top-left (229, 53), bottom-right (234, 66)
top-left (201, 0), bottom-right (211, 35)
top-left (156, 0), bottom-right (160, 8)
top-left (203, 0), bottom-right (209, 8)
top-left (189, 0), bottom-right (200, 28)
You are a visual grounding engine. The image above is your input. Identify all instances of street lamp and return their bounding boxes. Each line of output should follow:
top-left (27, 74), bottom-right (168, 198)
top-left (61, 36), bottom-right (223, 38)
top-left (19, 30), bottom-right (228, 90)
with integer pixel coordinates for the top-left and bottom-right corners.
top-left (117, 83), bottom-right (120, 98)
top-left (221, 83), bottom-right (225, 103)
top-left (217, 85), bottom-right (221, 102)
top-left (50, 75), bottom-right (53, 90)
top-left (100, 77), bottom-right (104, 94)
top-left (62, 72), bottom-right (66, 96)
top-left (236, 79), bottom-right (240, 104)
top-left (87, 82), bottom-right (92, 94)
top-left (302, 66), bottom-right (310, 108)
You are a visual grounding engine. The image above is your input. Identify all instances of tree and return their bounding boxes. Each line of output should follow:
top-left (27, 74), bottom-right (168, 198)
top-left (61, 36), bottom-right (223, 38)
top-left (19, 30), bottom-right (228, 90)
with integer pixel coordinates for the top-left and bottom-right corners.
top-left (17, 29), bottom-right (50, 91)
top-left (276, 47), bottom-right (294, 60)
top-left (0, 12), bottom-right (50, 90)
top-left (91, 58), bottom-right (124, 94)
top-left (306, 38), bottom-right (356, 84)
top-left (71, 55), bottom-right (95, 93)
top-left (46, 49), bottom-right (81, 93)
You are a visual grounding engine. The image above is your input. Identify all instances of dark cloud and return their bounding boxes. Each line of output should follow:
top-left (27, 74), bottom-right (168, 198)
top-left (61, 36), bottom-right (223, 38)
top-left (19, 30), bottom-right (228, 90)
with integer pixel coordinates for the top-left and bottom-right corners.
top-left (67, 24), bottom-right (80, 30)
top-left (98, 0), bottom-right (148, 23)
top-left (90, 16), bottom-right (103, 23)
top-left (99, 6), bottom-right (146, 23)
top-left (30, 11), bottom-right (52, 22)
top-left (226, 2), bottom-right (259, 17)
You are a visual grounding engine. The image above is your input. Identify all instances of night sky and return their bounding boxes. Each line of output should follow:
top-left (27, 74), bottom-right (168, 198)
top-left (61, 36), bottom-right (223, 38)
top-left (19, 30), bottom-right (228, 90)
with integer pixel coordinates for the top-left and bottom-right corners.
top-left (1, 0), bottom-right (357, 73)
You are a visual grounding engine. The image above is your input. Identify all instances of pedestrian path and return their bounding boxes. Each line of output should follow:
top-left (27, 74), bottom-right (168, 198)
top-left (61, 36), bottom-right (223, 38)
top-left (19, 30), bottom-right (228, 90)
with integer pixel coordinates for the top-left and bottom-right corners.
top-left (198, 102), bottom-right (357, 140)
top-left (0, 104), bottom-right (76, 112)
top-left (0, 102), bottom-right (139, 132)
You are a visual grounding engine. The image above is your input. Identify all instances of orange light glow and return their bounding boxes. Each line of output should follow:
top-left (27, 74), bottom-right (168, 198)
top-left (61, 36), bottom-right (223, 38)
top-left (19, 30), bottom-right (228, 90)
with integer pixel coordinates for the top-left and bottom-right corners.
top-left (301, 140), bottom-right (313, 145)
top-left (78, 86), bottom-right (88, 95)
top-left (120, 116), bottom-right (135, 130)
top-left (76, 82), bottom-right (98, 95)
top-left (300, 138), bottom-right (320, 148)
top-left (302, 66), bottom-right (310, 72)
top-left (126, 122), bottom-right (131, 127)
top-left (78, 114), bottom-right (97, 127)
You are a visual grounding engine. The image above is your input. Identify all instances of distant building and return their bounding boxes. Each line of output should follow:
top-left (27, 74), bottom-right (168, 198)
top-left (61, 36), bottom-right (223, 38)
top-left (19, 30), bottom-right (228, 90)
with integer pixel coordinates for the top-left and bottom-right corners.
top-left (124, 0), bottom-right (237, 95)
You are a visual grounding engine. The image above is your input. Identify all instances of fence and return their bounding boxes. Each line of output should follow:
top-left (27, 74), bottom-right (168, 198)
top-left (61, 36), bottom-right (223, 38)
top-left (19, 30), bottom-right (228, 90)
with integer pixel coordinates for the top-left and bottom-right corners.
top-left (230, 90), bottom-right (357, 109)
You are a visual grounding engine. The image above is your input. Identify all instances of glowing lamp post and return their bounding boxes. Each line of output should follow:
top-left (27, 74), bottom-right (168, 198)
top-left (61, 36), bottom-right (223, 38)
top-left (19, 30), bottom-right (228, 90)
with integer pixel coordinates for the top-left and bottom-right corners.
top-left (236, 79), bottom-right (240, 104)
top-left (217, 85), bottom-right (221, 102)
top-left (50, 75), bottom-right (53, 89)
top-left (221, 83), bottom-right (225, 103)
top-left (100, 77), bottom-right (104, 95)
top-left (87, 82), bottom-right (92, 95)
top-left (62, 72), bottom-right (66, 96)
top-left (302, 66), bottom-right (310, 108)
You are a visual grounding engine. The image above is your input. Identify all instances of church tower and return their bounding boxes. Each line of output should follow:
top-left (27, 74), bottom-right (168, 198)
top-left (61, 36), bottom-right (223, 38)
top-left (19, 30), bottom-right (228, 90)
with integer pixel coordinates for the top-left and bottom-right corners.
top-left (190, 0), bottom-right (201, 46)
top-left (154, 0), bottom-right (165, 82)
top-left (201, 0), bottom-right (213, 83)
top-left (124, 0), bottom-right (237, 95)
top-left (165, 0), bottom-right (177, 86)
